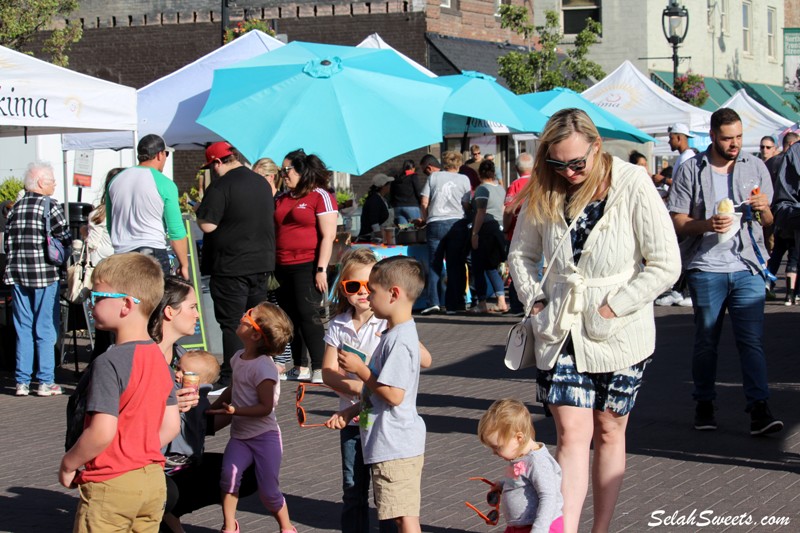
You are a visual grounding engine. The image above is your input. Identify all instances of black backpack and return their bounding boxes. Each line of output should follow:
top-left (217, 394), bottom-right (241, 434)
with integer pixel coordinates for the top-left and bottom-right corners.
top-left (65, 365), bottom-right (93, 451)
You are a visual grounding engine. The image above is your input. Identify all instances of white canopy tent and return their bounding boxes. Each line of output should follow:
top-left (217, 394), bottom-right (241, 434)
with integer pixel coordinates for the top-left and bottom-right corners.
top-left (356, 33), bottom-right (437, 78)
top-left (719, 89), bottom-right (794, 153)
top-left (62, 30), bottom-right (284, 151)
top-left (0, 45), bottom-right (137, 207)
top-left (582, 60), bottom-right (711, 136)
top-left (0, 45), bottom-right (137, 137)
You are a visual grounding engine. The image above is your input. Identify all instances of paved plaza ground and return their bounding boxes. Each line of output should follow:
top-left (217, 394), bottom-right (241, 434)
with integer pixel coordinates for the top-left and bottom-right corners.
top-left (0, 303), bottom-right (798, 532)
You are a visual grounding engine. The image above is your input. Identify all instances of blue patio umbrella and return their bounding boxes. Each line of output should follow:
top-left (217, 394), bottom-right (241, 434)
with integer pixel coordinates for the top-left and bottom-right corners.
top-left (520, 88), bottom-right (655, 143)
top-left (197, 41), bottom-right (452, 175)
top-left (434, 72), bottom-right (549, 134)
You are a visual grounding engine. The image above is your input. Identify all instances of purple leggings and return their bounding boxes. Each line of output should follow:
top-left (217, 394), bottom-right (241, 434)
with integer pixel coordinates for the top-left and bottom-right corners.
top-left (220, 430), bottom-right (285, 512)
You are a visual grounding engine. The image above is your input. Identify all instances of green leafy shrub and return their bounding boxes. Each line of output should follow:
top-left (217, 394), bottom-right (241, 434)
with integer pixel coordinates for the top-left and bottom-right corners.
top-left (0, 177), bottom-right (24, 203)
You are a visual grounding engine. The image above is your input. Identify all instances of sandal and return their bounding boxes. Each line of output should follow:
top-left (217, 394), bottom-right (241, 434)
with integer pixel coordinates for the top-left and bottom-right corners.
top-left (220, 520), bottom-right (239, 533)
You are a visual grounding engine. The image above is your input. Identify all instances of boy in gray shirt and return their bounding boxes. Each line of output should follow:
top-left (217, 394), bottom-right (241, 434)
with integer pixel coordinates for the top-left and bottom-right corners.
top-left (327, 256), bottom-right (427, 533)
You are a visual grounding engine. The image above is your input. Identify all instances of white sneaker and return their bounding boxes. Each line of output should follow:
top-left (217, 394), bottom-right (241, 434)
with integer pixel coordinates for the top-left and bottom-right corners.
top-left (420, 305), bottom-right (441, 315)
top-left (285, 367), bottom-right (311, 381)
top-left (15, 383), bottom-right (29, 396)
top-left (677, 296), bottom-right (693, 307)
top-left (655, 290), bottom-right (681, 306)
top-left (36, 383), bottom-right (63, 396)
top-left (311, 369), bottom-right (324, 384)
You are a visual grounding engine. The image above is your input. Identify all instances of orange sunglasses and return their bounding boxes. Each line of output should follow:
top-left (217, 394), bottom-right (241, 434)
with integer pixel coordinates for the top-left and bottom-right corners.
top-left (465, 477), bottom-right (500, 525)
top-left (295, 383), bottom-right (333, 428)
top-left (340, 279), bottom-right (370, 295)
top-left (241, 308), bottom-right (265, 339)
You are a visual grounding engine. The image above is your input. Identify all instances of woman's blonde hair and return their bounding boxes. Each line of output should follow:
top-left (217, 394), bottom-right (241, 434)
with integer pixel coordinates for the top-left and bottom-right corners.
top-left (518, 108), bottom-right (612, 223)
top-left (441, 150), bottom-right (463, 171)
top-left (332, 248), bottom-right (378, 316)
top-left (253, 157), bottom-right (284, 191)
top-left (478, 399), bottom-right (535, 446)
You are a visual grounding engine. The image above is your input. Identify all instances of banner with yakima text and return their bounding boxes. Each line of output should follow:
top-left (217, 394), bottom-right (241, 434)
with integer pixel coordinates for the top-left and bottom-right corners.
top-left (785, 28), bottom-right (800, 93)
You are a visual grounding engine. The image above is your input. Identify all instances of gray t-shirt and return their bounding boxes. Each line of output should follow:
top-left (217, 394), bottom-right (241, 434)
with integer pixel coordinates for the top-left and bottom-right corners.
top-left (687, 169), bottom-right (747, 273)
top-left (473, 182), bottom-right (506, 222)
top-left (500, 445), bottom-right (563, 531)
top-left (359, 319), bottom-right (426, 464)
top-left (421, 171), bottom-right (471, 222)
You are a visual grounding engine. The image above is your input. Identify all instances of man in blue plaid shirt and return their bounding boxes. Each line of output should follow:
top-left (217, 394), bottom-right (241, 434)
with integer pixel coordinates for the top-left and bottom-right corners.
top-left (3, 162), bottom-right (70, 397)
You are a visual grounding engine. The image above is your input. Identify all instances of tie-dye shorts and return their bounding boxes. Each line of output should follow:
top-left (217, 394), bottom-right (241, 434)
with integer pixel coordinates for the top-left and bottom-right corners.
top-left (536, 351), bottom-right (650, 416)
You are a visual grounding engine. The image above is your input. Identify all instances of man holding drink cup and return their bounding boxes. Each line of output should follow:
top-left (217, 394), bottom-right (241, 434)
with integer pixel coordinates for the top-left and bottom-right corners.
top-left (667, 108), bottom-right (783, 437)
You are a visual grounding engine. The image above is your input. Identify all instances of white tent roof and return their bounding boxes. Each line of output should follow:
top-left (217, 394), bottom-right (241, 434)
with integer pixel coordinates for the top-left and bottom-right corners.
top-left (0, 45), bottom-right (136, 136)
top-left (356, 33), bottom-right (437, 78)
top-left (720, 89), bottom-right (794, 153)
top-left (62, 30), bottom-right (284, 150)
top-left (582, 60), bottom-right (711, 135)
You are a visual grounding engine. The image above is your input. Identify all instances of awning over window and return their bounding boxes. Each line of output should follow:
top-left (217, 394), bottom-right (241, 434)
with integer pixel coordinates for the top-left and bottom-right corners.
top-left (651, 71), bottom-right (800, 123)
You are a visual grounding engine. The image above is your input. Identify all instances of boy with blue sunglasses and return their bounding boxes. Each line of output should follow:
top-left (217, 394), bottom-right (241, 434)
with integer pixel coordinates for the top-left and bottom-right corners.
top-left (60, 253), bottom-right (181, 532)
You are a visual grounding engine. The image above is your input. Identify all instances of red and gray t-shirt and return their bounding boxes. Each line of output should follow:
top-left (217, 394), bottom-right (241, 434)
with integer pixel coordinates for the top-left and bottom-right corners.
top-left (77, 340), bottom-right (177, 484)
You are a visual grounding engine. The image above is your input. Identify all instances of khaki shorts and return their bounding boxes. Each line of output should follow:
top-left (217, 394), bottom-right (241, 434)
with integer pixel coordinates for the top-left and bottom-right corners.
top-left (74, 463), bottom-right (166, 533)
top-left (371, 455), bottom-right (424, 520)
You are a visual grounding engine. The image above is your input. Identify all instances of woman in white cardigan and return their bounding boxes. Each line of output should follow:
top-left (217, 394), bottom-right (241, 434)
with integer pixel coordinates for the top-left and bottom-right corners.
top-left (508, 109), bottom-right (681, 533)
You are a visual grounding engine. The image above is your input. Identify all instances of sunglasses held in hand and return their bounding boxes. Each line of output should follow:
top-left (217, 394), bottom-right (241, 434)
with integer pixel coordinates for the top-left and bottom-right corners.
top-left (295, 383), bottom-right (333, 428)
top-left (465, 477), bottom-right (500, 525)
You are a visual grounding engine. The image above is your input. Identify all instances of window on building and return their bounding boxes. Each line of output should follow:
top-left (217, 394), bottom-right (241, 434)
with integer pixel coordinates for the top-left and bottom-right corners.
top-left (720, 0), bottom-right (729, 34)
top-left (742, 1), bottom-right (752, 54)
top-left (494, 0), bottom-right (510, 17)
top-left (767, 7), bottom-right (777, 59)
top-left (440, 0), bottom-right (451, 8)
top-left (562, 0), bottom-right (601, 35)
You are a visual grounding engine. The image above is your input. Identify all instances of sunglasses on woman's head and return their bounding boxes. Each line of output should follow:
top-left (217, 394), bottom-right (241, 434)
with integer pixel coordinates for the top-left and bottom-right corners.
top-left (340, 279), bottom-right (370, 295)
top-left (464, 477), bottom-right (500, 525)
top-left (545, 144), bottom-right (594, 173)
top-left (295, 383), bottom-right (333, 428)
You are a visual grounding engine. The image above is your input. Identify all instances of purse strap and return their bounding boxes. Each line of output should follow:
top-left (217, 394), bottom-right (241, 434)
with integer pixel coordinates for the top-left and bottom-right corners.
top-left (537, 213), bottom-right (582, 289)
top-left (43, 196), bottom-right (52, 235)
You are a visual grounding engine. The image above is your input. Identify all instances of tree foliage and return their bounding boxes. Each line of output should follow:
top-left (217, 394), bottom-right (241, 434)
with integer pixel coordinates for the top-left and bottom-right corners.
top-left (498, 7), bottom-right (604, 95)
top-left (0, 0), bottom-right (82, 66)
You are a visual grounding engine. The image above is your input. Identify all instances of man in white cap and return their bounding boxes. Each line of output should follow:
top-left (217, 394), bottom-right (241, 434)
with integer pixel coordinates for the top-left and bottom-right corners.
top-left (655, 123), bottom-right (697, 307)
top-left (358, 173), bottom-right (394, 241)
top-left (669, 122), bottom-right (696, 174)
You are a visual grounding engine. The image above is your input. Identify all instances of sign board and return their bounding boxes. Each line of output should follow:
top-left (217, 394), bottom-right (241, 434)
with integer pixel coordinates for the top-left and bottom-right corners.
top-left (73, 150), bottom-right (94, 187)
top-left (178, 217), bottom-right (209, 351)
top-left (785, 28), bottom-right (800, 93)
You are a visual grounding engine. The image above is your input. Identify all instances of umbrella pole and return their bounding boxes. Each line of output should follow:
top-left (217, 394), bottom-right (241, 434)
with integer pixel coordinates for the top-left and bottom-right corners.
top-left (460, 117), bottom-right (472, 154)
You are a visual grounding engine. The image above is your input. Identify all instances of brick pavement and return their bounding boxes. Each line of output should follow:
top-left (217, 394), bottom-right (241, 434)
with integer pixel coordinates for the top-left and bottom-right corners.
top-left (0, 303), bottom-right (798, 532)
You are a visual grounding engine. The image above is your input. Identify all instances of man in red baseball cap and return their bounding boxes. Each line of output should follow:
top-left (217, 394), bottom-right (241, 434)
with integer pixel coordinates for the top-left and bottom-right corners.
top-left (196, 141), bottom-right (276, 386)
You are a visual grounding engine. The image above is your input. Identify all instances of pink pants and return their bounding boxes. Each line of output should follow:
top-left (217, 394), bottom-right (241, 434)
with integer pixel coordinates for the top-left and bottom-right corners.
top-left (220, 430), bottom-right (285, 512)
top-left (505, 515), bottom-right (564, 533)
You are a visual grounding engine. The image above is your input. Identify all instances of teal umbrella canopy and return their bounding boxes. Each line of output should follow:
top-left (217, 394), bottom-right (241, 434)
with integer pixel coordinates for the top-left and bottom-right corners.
top-left (520, 88), bottom-right (655, 143)
top-left (434, 71), bottom-right (548, 134)
top-left (197, 41), bottom-right (452, 175)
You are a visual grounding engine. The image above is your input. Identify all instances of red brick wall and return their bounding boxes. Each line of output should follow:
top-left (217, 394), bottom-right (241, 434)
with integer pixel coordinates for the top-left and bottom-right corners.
top-left (426, 0), bottom-right (529, 46)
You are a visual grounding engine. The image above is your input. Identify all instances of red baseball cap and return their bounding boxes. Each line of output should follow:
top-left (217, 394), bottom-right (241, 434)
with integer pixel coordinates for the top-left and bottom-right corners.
top-left (201, 141), bottom-right (234, 169)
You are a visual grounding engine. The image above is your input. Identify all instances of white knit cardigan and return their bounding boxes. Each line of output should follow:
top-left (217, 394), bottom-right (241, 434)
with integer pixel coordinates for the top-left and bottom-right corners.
top-left (507, 157), bottom-right (682, 373)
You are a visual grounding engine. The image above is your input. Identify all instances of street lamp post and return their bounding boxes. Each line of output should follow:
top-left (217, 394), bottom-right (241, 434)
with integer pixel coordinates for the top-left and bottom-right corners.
top-left (661, 0), bottom-right (689, 95)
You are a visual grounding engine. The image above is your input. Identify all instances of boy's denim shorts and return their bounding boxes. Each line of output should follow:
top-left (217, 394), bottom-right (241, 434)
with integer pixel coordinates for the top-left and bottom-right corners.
top-left (536, 351), bottom-right (650, 416)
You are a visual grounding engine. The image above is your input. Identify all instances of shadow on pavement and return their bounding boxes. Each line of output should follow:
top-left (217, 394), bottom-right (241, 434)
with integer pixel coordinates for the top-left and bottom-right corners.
top-left (0, 486), bottom-right (76, 532)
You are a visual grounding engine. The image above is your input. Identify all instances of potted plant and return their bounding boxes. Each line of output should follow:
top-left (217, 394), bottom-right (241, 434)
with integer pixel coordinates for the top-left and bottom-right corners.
top-left (335, 188), bottom-right (354, 209)
top-left (224, 19), bottom-right (276, 43)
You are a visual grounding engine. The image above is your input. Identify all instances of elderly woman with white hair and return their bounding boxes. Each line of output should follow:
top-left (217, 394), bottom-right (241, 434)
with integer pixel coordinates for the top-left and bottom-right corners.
top-left (4, 161), bottom-right (70, 397)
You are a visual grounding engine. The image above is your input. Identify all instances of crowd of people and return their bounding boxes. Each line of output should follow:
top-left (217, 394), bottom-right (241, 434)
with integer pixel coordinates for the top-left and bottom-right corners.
top-left (1, 105), bottom-right (795, 532)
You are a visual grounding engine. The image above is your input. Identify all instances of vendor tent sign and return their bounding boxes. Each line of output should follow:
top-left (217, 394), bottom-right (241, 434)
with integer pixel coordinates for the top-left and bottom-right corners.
top-left (0, 45), bottom-right (136, 136)
top-left (785, 28), bottom-right (800, 93)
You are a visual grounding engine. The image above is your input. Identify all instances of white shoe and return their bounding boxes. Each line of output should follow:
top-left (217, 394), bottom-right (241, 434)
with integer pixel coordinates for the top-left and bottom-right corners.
top-left (311, 369), bottom-right (324, 384)
top-left (285, 367), bottom-right (311, 381)
top-left (677, 296), bottom-right (693, 307)
top-left (655, 290), bottom-right (681, 306)
top-left (420, 305), bottom-right (441, 315)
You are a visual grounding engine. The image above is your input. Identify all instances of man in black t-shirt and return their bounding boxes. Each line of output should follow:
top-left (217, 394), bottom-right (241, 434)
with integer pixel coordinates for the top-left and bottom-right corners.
top-left (196, 142), bottom-right (275, 385)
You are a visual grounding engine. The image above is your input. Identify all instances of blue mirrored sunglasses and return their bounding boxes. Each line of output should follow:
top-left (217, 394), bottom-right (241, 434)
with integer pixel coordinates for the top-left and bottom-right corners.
top-left (89, 291), bottom-right (141, 307)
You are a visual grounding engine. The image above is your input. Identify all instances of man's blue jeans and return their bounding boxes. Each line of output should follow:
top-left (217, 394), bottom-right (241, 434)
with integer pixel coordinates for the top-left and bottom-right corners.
top-left (12, 281), bottom-right (60, 385)
top-left (686, 270), bottom-right (770, 408)
top-left (340, 426), bottom-right (397, 533)
top-left (425, 219), bottom-right (457, 308)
